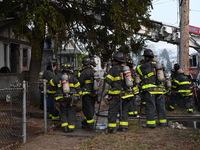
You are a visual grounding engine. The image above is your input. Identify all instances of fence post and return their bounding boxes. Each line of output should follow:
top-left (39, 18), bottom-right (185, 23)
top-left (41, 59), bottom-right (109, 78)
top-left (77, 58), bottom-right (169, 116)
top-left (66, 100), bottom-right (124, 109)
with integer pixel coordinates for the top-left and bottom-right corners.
top-left (22, 80), bottom-right (27, 143)
top-left (43, 80), bottom-right (47, 133)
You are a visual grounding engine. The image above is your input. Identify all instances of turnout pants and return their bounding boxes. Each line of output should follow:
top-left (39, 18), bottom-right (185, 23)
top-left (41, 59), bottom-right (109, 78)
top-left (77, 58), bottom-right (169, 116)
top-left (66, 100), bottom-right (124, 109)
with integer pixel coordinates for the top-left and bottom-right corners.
top-left (82, 94), bottom-right (95, 127)
top-left (60, 99), bottom-right (77, 131)
top-left (107, 95), bottom-right (130, 131)
top-left (144, 91), bottom-right (167, 125)
top-left (169, 93), bottom-right (193, 112)
top-left (128, 96), bottom-right (138, 116)
top-left (48, 93), bottom-right (59, 119)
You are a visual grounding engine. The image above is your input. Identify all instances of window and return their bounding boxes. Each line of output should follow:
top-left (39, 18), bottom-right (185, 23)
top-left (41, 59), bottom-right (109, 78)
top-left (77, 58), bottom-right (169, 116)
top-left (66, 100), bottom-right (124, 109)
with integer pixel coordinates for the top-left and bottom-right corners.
top-left (4, 44), bottom-right (8, 66)
top-left (23, 48), bottom-right (28, 69)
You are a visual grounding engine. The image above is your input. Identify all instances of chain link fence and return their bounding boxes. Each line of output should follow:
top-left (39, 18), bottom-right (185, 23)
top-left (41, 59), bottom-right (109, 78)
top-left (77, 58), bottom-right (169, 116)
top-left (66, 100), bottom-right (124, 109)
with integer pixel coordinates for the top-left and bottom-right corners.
top-left (0, 82), bottom-right (26, 150)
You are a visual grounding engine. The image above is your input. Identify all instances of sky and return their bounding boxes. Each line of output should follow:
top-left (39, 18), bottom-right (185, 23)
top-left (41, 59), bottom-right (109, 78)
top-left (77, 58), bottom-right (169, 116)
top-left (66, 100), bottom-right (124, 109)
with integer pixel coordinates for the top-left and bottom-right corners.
top-left (146, 0), bottom-right (200, 60)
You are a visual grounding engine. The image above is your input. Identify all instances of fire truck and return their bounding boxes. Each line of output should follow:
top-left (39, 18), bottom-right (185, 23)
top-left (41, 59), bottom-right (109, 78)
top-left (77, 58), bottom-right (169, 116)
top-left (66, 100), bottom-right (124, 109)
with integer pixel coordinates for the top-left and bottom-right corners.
top-left (189, 53), bottom-right (199, 79)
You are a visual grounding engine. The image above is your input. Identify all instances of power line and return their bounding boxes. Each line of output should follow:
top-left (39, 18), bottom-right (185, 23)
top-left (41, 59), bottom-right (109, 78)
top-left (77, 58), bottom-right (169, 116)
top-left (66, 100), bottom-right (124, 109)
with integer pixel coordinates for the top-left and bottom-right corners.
top-left (153, 0), bottom-right (175, 5)
top-left (190, 9), bottom-right (200, 13)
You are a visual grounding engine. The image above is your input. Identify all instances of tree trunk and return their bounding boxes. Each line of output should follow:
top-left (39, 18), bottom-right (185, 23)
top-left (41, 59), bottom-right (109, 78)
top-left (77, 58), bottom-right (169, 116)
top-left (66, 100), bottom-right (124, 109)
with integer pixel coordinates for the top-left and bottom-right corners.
top-left (28, 28), bottom-right (44, 105)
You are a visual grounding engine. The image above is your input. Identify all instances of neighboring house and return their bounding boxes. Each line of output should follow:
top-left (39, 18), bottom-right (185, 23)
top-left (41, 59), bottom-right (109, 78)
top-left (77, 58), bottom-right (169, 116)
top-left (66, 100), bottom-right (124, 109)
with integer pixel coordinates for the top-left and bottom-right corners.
top-left (58, 41), bottom-right (82, 70)
top-left (0, 19), bottom-right (31, 88)
top-left (0, 19), bottom-right (31, 73)
top-left (41, 39), bottom-right (83, 73)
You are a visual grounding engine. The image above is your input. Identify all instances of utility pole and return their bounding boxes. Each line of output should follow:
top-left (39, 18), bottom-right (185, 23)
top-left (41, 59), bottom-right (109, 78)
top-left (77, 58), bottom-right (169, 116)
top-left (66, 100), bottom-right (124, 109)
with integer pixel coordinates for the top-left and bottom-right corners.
top-left (179, 0), bottom-right (190, 75)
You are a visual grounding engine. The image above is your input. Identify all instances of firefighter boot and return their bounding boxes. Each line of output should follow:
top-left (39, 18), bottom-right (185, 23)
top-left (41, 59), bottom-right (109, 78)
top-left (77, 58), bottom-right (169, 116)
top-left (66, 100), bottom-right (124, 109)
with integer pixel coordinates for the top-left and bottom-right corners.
top-left (63, 126), bottom-right (68, 133)
top-left (81, 120), bottom-right (89, 129)
top-left (117, 127), bottom-right (127, 132)
top-left (142, 124), bottom-right (156, 129)
top-left (106, 128), bottom-right (116, 134)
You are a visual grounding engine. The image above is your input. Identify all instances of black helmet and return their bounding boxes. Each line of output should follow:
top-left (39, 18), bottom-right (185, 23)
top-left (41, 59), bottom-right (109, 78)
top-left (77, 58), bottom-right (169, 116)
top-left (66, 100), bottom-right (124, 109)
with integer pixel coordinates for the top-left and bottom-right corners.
top-left (174, 63), bottom-right (180, 71)
top-left (143, 49), bottom-right (154, 58)
top-left (62, 61), bottom-right (72, 71)
top-left (90, 57), bottom-right (97, 67)
top-left (126, 58), bottom-right (134, 67)
top-left (82, 56), bottom-right (91, 66)
top-left (112, 52), bottom-right (125, 63)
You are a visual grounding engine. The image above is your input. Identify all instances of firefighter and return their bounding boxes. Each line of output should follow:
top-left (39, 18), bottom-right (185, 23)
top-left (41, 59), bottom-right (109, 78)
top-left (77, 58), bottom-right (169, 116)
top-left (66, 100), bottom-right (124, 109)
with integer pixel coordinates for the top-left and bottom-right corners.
top-left (126, 59), bottom-right (139, 117)
top-left (169, 63), bottom-right (194, 114)
top-left (43, 62), bottom-right (59, 120)
top-left (105, 52), bottom-right (133, 134)
top-left (79, 56), bottom-right (96, 129)
top-left (136, 49), bottom-right (167, 128)
top-left (49, 61), bottom-right (81, 132)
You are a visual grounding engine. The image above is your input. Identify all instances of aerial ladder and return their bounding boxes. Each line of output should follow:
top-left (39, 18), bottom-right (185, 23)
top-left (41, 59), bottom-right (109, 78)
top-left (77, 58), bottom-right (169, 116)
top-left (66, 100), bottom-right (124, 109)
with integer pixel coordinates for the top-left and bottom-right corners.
top-left (138, 20), bottom-right (200, 51)
top-left (137, 20), bottom-right (200, 78)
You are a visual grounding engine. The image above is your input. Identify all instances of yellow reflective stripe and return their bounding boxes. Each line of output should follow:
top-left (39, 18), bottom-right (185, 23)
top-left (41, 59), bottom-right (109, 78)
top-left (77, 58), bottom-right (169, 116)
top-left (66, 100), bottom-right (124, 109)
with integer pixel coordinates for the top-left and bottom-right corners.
top-left (52, 116), bottom-right (59, 119)
top-left (48, 114), bottom-right (52, 117)
top-left (68, 125), bottom-right (75, 129)
top-left (170, 105), bottom-right (175, 109)
top-left (152, 61), bottom-right (156, 64)
top-left (55, 96), bottom-right (63, 100)
top-left (47, 90), bottom-right (57, 94)
top-left (187, 109), bottom-right (193, 112)
top-left (108, 123), bottom-right (117, 127)
top-left (174, 79), bottom-right (191, 85)
top-left (78, 72), bottom-right (81, 77)
top-left (115, 76), bottom-right (122, 81)
top-left (121, 94), bottom-right (134, 99)
top-left (50, 79), bottom-right (56, 86)
top-left (74, 82), bottom-right (80, 88)
top-left (61, 123), bottom-right (68, 127)
top-left (147, 120), bottom-right (156, 125)
top-left (178, 90), bottom-right (191, 93)
top-left (69, 83), bottom-right (75, 87)
top-left (179, 81), bottom-right (191, 85)
top-left (159, 119), bottom-right (167, 123)
top-left (108, 90), bottom-right (121, 95)
top-left (128, 112), bottom-right (134, 115)
top-left (106, 74), bottom-right (122, 81)
top-left (86, 119), bottom-right (94, 124)
top-left (106, 74), bottom-right (115, 81)
top-left (137, 65), bottom-right (143, 76)
top-left (82, 91), bottom-right (91, 95)
top-left (58, 84), bottom-right (62, 88)
top-left (133, 111), bottom-right (138, 115)
top-left (85, 80), bottom-right (92, 83)
top-left (144, 72), bottom-right (155, 78)
top-left (119, 121), bottom-right (128, 126)
top-left (182, 93), bottom-right (193, 96)
top-left (142, 84), bottom-right (158, 89)
top-left (149, 91), bottom-right (167, 94)
top-left (172, 85), bottom-right (176, 88)
top-left (69, 82), bottom-right (80, 88)
top-left (133, 87), bottom-right (139, 94)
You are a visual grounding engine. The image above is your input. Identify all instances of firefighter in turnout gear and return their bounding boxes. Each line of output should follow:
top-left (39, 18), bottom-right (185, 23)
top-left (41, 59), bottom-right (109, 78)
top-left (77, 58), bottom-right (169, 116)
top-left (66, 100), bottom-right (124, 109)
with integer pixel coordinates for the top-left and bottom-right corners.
top-left (126, 59), bottom-right (139, 117)
top-left (136, 49), bottom-right (167, 128)
top-left (105, 52), bottom-right (133, 134)
top-left (49, 62), bottom-right (81, 132)
top-left (43, 62), bottom-right (59, 120)
top-left (169, 63), bottom-right (194, 114)
top-left (79, 56), bottom-right (97, 129)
